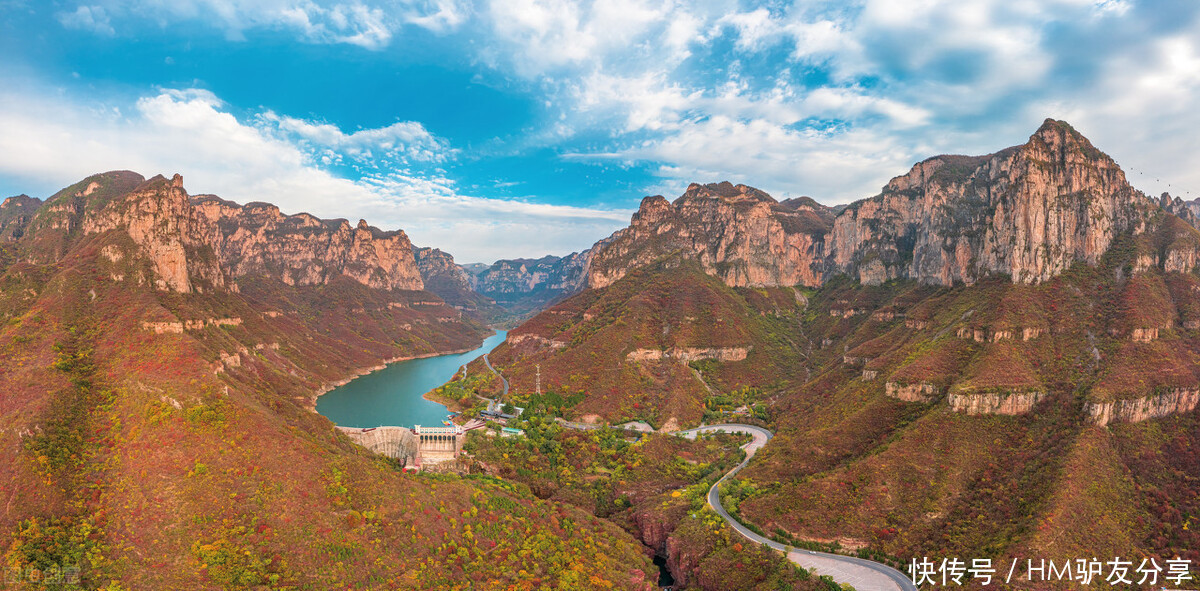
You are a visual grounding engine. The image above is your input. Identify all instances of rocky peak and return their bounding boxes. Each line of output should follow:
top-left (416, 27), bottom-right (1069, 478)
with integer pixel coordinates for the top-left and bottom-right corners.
top-left (16, 171), bottom-right (426, 294)
top-left (0, 194), bottom-right (42, 241)
top-left (828, 119), bottom-right (1156, 286)
top-left (631, 195), bottom-right (671, 227)
top-left (587, 181), bottom-right (829, 289)
top-left (194, 196), bottom-right (423, 291)
top-left (469, 251), bottom-right (592, 301)
top-left (413, 246), bottom-right (494, 311)
top-left (80, 173), bottom-right (224, 293)
top-left (680, 181), bottom-right (775, 205)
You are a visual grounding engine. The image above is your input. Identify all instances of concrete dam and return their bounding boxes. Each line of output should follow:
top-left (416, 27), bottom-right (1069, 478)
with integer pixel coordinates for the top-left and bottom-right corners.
top-left (336, 425), bottom-right (464, 469)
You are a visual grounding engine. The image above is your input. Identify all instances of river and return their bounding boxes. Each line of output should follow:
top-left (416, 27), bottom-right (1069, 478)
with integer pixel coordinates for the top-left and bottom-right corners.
top-left (315, 330), bottom-right (507, 428)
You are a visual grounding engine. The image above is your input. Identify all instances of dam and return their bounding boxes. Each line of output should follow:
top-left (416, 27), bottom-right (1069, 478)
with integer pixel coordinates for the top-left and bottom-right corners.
top-left (321, 331), bottom-right (506, 469)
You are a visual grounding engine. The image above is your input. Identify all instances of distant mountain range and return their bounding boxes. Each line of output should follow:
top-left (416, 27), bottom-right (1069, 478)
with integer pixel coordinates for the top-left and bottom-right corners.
top-left (462, 119), bottom-right (1200, 308)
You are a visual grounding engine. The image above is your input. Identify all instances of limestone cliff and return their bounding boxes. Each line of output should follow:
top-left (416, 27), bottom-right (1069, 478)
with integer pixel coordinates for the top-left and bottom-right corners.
top-left (413, 246), bottom-right (493, 312)
top-left (21, 170), bottom-right (427, 294)
top-left (579, 120), bottom-right (1193, 291)
top-left (0, 195), bottom-right (41, 242)
top-left (82, 174), bottom-right (226, 293)
top-left (465, 251), bottom-right (593, 316)
top-left (192, 195), bottom-right (424, 291)
top-left (827, 119), bottom-right (1157, 285)
top-left (587, 182), bottom-right (832, 289)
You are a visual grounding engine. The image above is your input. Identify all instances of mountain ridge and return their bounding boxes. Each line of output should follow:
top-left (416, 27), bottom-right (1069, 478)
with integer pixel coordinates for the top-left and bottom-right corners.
top-left (468, 119), bottom-right (1194, 306)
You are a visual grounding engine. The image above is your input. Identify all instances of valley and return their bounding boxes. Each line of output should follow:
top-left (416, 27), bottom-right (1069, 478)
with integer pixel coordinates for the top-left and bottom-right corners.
top-left (2, 119), bottom-right (1198, 590)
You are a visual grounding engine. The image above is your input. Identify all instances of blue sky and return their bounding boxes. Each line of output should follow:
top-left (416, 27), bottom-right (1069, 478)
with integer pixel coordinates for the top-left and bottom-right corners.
top-left (1, 0), bottom-right (1199, 262)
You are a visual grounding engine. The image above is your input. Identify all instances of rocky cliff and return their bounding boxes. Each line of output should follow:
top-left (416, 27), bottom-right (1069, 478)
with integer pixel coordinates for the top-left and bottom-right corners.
top-left (468, 252), bottom-right (592, 296)
top-left (193, 194), bottom-right (424, 291)
top-left (18, 170), bottom-right (427, 294)
top-left (827, 120), bottom-right (1156, 285)
top-left (576, 120), bottom-right (1191, 292)
top-left (413, 246), bottom-right (496, 313)
top-left (464, 251), bottom-right (593, 318)
top-left (587, 182), bottom-right (832, 289)
top-left (0, 195), bottom-right (41, 241)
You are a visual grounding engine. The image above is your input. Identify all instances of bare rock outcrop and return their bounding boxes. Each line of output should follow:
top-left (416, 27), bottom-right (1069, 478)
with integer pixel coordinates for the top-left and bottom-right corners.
top-left (948, 390), bottom-right (1046, 415)
top-left (22, 171), bottom-right (426, 294)
top-left (884, 381), bottom-right (941, 402)
top-left (587, 182), bottom-right (832, 289)
top-left (81, 174), bottom-right (225, 293)
top-left (625, 347), bottom-right (749, 363)
top-left (1084, 388), bottom-right (1200, 426)
top-left (0, 195), bottom-right (42, 241)
top-left (192, 196), bottom-right (423, 291)
top-left (828, 120), bottom-right (1156, 286)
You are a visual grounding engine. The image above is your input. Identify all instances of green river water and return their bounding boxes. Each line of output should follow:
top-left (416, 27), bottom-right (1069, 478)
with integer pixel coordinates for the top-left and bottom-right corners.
top-left (315, 330), bottom-right (507, 428)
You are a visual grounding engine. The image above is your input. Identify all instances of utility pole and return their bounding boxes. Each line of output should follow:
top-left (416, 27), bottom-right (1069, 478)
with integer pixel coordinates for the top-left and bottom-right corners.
top-left (535, 364), bottom-right (541, 396)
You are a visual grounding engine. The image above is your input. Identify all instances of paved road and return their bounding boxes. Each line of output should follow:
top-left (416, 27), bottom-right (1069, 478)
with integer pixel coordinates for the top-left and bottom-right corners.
top-left (482, 354), bottom-right (509, 397)
top-left (676, 424), bottom-right (916, 591)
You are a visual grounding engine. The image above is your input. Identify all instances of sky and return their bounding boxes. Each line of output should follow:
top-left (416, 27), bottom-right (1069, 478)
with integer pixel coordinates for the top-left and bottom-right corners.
top-left (1, 1), bottom-right (1199, 263)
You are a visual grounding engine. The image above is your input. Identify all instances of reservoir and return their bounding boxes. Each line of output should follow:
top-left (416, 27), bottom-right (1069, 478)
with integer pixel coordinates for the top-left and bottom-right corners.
top-left (316, 330), bottom-right (507, 428)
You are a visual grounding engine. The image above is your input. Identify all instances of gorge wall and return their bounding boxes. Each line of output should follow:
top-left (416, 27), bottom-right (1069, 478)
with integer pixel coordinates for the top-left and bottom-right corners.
top-left (13, 171), bottom-right (428, 295)
top-left (478, 119), bottom-right (1191, 305)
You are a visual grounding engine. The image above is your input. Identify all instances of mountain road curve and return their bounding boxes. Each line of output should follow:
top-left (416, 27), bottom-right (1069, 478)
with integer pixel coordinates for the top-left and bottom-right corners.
top-left (675, 424), bottom-right (916, 591)
top-left (482, 353), bottom-right (509, 397)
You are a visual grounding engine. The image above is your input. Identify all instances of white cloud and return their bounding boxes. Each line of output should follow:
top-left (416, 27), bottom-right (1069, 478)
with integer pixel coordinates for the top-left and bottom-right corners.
top-left (53, 0), bottom-right (473, 48)
top-left (57, 5), bottom-right (116, 36)
top-left (481, 0), bottom-right (704, 76)
top-left (258, 113), bottom-right (457, 165)
top-left (0, 86), bottom-right (627, 262)
top-left (403, 0), bottom-right (469, 32)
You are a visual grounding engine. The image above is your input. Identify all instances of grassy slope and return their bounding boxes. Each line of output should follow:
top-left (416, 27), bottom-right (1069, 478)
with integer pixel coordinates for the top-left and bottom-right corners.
top-left (484, 259), bottom-right (809, 429)
top-left (734, 247), bottom-right (1200, 571)
top-left (487, 228), bottom-right (1200, 575)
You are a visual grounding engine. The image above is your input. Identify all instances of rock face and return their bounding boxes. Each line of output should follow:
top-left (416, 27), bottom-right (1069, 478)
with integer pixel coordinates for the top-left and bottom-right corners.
top-left (81, 174), bottom-right (225, 293)
top-left (0, 195), bottom-right (42, 241)
top-left (587, 182), bottom-right (832, 289)
top-left (625, 347), bottom-right (749, 363)
top-left (884, 381), bottom-right (940, 402)
top-left (454, 120), bottom-right (1191, 313)
top-left (192, 195), bottom-right (423, 291)
top-left (468, 252), bottom-right (592, 298)
top-left (1160, 192), bottom-right (1200, 230)
top-left (828, 120), bottom-right (1154, 285)
top-left (22, 171), bottom-right (426, 294)
top-left (413, 247), bottom-right (485, 310)
top-left (1084, 388), bottom-right (1200, 426)
top-left (948, 390), bottom-right (1046, 415)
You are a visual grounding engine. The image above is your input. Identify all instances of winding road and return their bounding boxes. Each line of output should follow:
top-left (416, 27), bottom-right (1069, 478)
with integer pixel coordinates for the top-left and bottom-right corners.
top-left (675, 424), bottom-right (916, 591)
top-left (476, 350), bottom-right (912, 590)
top-left (482, 354), bottom-right (509, 397)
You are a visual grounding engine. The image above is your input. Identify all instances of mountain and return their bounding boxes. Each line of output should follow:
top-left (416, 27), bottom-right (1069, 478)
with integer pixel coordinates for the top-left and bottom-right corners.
top-left (464, 251), bottom-right (592, 322)
top-left (412, 246), bottom-right (500, 318)
top-left (0, 171), bottom-right (658, 589)
top-left (491, 119), bottom-right (1200, 423)
top-left (829, 120), bottom-right (1159, 285)
top-left (587, 182), bottom-right (834, 289)
top-left (480, 119), bottom-right (1200, 573)
top-left (0, 195), bottom-right (41, 242)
